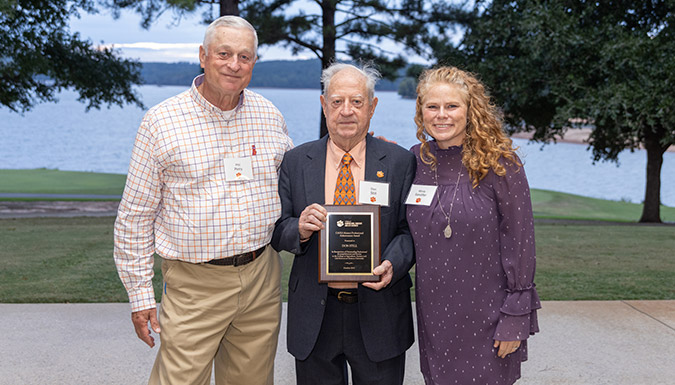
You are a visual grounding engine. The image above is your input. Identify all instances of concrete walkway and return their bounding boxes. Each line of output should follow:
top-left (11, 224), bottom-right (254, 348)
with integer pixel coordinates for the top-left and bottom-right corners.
top-left (1, 301), bottom-right (674, 384)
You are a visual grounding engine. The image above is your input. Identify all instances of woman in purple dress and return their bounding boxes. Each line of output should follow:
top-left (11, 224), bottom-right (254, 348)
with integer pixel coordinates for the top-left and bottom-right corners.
top-left (406, 66), bottom-right (541, 384)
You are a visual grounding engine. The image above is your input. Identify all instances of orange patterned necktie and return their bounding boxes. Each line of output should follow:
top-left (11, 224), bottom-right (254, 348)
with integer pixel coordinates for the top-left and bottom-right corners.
top-left (334, 153), bottom-right (356, 205)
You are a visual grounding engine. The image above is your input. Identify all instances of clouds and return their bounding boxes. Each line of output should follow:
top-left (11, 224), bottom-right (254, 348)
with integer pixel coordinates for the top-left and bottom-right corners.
top-left (68, 6), bottom-right (425, 64)
top-left (70, 8), bottom-right (297, 63)
top-left (97, 42), bottom-right (202, 62)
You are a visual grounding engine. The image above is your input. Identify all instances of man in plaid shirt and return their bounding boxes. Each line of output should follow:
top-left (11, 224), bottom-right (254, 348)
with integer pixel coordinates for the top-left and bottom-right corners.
top-left (114, 15), bottom-right (293, 385)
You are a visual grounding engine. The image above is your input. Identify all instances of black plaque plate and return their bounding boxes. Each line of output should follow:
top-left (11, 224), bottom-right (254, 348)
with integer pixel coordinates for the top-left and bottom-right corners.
top-left (319, 205), bottom-right (381, 282)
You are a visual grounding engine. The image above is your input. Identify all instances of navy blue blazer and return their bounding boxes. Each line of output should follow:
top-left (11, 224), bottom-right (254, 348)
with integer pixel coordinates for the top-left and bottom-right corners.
top-left (271, 134), bottom-right (416, 362)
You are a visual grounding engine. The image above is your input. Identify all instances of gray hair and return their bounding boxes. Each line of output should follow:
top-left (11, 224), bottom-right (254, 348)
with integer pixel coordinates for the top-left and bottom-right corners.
top-left (203, 16), bottom-right (258, 57)
top-left (321, 63), bottom-right (381, 101)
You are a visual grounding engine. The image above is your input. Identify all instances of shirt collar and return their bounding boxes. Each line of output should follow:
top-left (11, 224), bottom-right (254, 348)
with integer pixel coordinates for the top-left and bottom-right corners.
top-left (190, 74), bottom-right (245, 115)
top-left (327, 136), bottom-right (367, 170)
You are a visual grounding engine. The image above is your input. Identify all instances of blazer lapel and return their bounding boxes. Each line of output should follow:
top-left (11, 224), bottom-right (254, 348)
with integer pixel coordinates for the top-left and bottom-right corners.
top-left (364, 134), bottom-right (388, 183)
top-left (303, 136), bottom-right (328, 205)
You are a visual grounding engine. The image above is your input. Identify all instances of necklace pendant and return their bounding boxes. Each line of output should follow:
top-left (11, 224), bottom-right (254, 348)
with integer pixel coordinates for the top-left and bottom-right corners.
top-left (443, 224), bottom-right (452, 239)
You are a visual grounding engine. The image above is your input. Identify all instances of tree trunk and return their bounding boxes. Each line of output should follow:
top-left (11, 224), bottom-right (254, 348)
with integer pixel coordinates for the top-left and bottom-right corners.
top-left (220, 0), bottom-right (239, 16)
top-left (639, 127), bottom-right (668, 223)
top-left (319, 0), bottom-right (336, 138)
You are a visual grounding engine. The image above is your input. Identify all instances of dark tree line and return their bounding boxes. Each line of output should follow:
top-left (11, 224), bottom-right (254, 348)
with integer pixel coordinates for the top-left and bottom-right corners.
top-left (140, 59), bottom-right (402, 89)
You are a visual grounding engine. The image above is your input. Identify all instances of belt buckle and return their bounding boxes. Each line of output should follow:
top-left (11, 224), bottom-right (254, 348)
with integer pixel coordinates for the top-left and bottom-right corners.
top-left (233, 251), bottom-right (255, 267)
top-left (337, 291), bottom-right (353, 302)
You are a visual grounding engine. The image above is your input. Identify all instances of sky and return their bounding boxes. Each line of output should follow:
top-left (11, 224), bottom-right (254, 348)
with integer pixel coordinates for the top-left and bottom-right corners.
top-left (69, 8), bottom-right (302, 63)
top-left (68, 6), bottom-right (432, 64)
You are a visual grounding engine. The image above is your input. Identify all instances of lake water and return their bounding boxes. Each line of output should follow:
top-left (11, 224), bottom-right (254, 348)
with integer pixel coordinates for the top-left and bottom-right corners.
top-left (1, 85), bottom-right (673, 207)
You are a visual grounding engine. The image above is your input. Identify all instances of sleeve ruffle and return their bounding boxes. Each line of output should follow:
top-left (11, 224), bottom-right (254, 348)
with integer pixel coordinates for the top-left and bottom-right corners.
top-left (501, 284), bottom-right (541, 316)
top-left (493, 285), bottom-right (541, 341)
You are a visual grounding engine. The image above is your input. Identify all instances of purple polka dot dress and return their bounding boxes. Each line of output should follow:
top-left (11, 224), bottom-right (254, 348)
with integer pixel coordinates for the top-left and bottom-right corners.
top-left (407, 142), bottom-right (541, 385)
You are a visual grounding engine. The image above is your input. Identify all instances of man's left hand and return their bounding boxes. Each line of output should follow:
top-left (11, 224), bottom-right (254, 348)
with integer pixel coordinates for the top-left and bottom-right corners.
top-left (362, 260), bottom-right (393, 291)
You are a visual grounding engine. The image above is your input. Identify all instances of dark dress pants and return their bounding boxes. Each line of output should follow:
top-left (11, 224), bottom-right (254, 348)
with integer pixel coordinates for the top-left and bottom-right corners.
top-left (295, 293), bottom-right (406, 385)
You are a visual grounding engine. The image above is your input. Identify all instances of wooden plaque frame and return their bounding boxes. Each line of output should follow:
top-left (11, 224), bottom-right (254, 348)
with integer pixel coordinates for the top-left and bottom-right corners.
top-left (319, 205), bottom-right (381, 282)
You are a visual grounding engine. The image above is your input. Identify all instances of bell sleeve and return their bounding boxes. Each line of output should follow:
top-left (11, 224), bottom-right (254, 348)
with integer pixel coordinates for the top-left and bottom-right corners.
top-left (492, 156), bottom-right (542, 342)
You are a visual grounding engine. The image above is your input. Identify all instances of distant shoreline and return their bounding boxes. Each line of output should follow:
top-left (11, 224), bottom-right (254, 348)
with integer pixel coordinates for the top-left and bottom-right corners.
top-left (511, 128), bottom-right (675, 153)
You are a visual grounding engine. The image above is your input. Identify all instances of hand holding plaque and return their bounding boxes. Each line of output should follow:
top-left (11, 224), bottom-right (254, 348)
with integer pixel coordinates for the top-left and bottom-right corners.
top-left (298, 203), bottom-right (328, 240)
top-left (319, 205), bottom-right (381, 282)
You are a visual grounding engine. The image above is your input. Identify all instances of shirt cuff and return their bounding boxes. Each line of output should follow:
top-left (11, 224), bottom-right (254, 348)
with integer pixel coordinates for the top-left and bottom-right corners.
top-left (128, 286), bottom-right (157, 313)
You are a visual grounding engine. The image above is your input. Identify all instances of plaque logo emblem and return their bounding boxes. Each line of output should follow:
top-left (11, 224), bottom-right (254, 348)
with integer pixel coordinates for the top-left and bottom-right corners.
top-left (336, 220), bottom-right (344, 227)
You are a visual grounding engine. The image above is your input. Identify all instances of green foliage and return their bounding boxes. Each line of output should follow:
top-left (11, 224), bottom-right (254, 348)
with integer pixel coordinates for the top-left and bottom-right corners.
top-left (244, 0), bottom-right (464, 75)
top-left (398, 78), bottom-right (417, 99)
top-left (441, 0), bottom-right (675, 222)
top-left (405, 64), bottom-right (426, 79)
top-left (0, 0), bottom-right (144, 112)
top-left (397, 63), bottom-right (426, 98)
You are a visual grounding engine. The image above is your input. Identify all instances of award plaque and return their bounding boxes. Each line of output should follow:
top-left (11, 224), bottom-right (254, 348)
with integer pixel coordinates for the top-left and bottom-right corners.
top-left (319, 205), bottom-right (381, 282)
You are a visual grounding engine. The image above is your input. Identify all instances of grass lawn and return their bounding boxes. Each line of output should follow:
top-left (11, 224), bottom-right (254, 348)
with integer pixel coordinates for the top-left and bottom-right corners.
top-left (0, 217), bottom-right (136, 302)
top-left (0, 169), bottom-right (126, 196)
top-left (534, 223), bottom-right (675, 300)
top-left (1, 216), bottom-right (673, 303)
top-left (3, 168), bottom-right (674, 222)
top-left (530, 189), bottom-right (675, 222)
top-left (1, 169), bottom-right (673, 303)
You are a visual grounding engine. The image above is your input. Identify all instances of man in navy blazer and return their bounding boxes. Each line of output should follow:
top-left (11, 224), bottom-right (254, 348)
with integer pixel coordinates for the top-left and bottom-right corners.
top-left (272, 63), bottom-right (416, 384)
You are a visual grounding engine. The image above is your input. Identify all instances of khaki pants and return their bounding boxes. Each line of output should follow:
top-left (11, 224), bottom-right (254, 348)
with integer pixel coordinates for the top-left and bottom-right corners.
top-left (149, 246), bottom-right (282, 385)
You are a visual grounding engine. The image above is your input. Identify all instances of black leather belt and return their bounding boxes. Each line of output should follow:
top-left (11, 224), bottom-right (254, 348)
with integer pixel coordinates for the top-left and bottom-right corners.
top-left (328, 288), bottom-right (358, 304)
top-left (206, 246), bottom-right (266, 266)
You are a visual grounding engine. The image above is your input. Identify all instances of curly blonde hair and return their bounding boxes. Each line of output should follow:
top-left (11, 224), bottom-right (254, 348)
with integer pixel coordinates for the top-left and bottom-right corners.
top-left (414, 66), bottom-right (520, 188)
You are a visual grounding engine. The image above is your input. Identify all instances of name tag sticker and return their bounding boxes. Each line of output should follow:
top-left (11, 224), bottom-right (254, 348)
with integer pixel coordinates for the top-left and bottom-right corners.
top-left (405, 184), bottom-right (438, 206)
top-left (224, 157), bottom-right (254, 181)
top-left (358, 181), bottom-right (389, 206)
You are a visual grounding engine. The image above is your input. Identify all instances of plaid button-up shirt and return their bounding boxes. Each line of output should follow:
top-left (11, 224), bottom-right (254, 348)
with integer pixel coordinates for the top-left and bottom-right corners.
top-left (114, 75), bottom-right (294, 312)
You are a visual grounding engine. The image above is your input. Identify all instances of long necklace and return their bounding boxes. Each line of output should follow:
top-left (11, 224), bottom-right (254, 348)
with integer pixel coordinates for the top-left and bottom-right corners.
top-left (434, 161), bottom-right (462, 239)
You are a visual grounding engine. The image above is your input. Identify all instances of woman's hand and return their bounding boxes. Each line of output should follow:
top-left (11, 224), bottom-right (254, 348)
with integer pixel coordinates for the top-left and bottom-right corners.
top-left (494, 340), bottom-right (521, 359)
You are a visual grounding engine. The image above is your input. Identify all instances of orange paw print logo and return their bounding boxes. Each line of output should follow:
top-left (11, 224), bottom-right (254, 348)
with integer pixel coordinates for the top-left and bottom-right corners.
top-left (370, 196), bottom-right (376, 203)
top-left (376, 171), bottom-right (384, 178)
top-left (415, 197), bottom-right (421, 203)
top-left (236, 172), bottom-right (242, 178)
